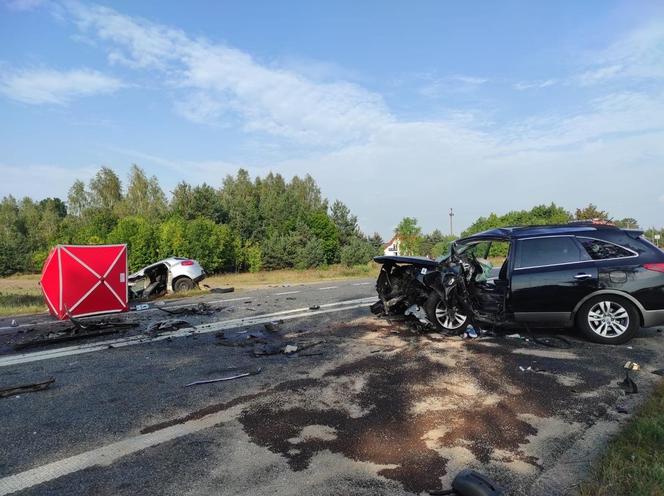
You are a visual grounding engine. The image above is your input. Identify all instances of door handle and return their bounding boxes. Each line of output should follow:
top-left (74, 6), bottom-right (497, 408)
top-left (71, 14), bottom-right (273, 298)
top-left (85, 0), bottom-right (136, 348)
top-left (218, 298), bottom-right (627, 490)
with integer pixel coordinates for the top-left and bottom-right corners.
top-left (574, 273), bottom-right (593, 280)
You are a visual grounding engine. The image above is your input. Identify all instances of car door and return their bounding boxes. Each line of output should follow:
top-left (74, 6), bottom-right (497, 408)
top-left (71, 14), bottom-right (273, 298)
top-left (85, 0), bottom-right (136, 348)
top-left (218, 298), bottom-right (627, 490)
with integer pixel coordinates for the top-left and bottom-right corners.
top-left (510, 236), bottom-right (598, 324)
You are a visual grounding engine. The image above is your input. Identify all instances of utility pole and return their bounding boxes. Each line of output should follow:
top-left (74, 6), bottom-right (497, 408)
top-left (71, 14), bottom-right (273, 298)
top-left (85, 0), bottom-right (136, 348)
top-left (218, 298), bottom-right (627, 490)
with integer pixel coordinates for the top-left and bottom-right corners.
top-left (449, 208), bottom-right (454, 236)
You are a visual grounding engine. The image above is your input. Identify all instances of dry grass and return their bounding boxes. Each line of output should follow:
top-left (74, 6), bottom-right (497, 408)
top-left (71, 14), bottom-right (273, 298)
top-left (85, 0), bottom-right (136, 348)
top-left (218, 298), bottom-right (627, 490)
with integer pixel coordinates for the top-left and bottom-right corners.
top-left (203, 263), bottom-right (379, 290)
top-left (0, 273), bottom-right (47, 316)
top-left (578, 380), bottom-right (664, 496)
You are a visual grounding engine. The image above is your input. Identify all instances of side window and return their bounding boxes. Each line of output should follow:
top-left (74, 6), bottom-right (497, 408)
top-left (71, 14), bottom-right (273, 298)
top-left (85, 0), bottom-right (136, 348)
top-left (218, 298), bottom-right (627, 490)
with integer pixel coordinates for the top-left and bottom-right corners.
top-left (578, 237), bottom-right (635, 260)
top-left (516, 237), bottom-right (585, 269)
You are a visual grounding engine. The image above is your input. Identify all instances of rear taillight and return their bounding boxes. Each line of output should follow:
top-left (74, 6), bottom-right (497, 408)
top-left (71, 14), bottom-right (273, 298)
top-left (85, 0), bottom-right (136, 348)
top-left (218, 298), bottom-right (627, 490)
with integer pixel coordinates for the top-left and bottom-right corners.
top-left (180, 260), bottom-right (195, 266)
top-left (644, 263), bottom-right (664, 273)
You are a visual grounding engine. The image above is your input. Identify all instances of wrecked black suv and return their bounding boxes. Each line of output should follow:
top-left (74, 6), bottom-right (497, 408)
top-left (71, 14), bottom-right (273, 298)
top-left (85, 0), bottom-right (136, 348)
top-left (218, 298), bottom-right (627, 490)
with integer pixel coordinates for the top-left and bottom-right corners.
top-left (373, 223), bottom-right (664, 344)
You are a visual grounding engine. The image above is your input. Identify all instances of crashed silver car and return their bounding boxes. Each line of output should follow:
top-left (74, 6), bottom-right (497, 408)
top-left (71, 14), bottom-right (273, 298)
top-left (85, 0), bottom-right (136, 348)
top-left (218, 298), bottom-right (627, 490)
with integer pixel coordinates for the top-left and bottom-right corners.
top-left (128, 257), bottom-right (205, 299)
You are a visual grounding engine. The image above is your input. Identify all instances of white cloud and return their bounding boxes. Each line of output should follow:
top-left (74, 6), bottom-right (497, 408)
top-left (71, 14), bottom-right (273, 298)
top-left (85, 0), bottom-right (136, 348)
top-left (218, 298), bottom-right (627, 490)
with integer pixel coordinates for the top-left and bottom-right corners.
top-left (12, 3), bottom-right (662, 234)
top-left (3, 0), bottom-right (45, 11)
top-left (573, 21), bottom-right (664, 85)
top-left (0, 67), bottom-right (123, 104)
top-left (67, 2), bottom-right (391, 146)
top-left (513, 79), bottom-right (557, 90)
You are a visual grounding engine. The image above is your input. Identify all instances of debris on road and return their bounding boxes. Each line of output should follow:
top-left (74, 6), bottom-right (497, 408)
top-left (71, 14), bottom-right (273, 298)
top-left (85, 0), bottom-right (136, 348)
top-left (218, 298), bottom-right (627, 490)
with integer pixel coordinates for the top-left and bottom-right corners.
top-left (309, 305), bottom-right (321, 310)
top-left (133, 303), bottom-right (150, 311)
top-left (10, 319), bottom-right (18, 327)
top-left (184, 367), bottom-right (261, 387)
top-left (624, 361), bottom-right (640, 371)
top-left (14, 318), bottom-right (138, 350)
top-left (618, 370), bottom-right (638, 394)
top-left (158, 302), bottom-right (217, 316)
top-left (146, 319), bottom-right (193, 336)
top-left (209, 287), bottom-right (234, 294)
top-left (263, 320), bottom-right (283, 332)
top-left (428, 468), bottom-right (504, 496)
top-left (0, 377), bottom-right (55, 398)
top-left (463, 326), bottom-right (479, 339)
top-left (652, 368), bottom-right (664, 376)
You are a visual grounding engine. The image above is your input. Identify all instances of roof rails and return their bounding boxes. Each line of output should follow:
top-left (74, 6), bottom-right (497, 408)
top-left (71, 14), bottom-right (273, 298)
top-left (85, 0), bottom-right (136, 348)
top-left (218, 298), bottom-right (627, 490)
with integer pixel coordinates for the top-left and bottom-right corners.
top-left (511, 221), bottom-right (618, 231)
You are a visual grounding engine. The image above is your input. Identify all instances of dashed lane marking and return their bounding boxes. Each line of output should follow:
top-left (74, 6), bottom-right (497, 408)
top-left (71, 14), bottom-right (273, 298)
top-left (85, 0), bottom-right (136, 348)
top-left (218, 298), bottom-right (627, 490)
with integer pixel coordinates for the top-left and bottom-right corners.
top-left (318, 286), bottom-right (338, 290)
top-left (274, 290), bottom-right (300, 296)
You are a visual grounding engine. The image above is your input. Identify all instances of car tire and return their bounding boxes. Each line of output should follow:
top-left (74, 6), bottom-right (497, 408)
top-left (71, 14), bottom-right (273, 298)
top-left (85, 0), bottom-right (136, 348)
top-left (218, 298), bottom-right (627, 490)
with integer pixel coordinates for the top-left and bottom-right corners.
top-left (576, 294), bottom-right (640, 344)
top-left (424, 292), bottom-right (468, 333)
top-left (173, 276), bottom-right (195, 293)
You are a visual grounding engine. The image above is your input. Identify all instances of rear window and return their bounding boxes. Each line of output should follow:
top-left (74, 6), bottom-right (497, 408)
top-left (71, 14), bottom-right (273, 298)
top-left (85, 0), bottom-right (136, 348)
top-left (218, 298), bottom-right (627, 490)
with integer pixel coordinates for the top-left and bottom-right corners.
top-left (516, 237), bottom-right (586, 269)
top-left (578, 237), bottom-right (635, 260)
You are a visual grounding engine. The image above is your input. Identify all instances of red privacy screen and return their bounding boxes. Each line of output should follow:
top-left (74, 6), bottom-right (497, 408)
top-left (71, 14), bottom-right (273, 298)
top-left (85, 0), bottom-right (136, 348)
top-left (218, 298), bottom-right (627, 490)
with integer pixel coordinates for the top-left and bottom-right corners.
top-left (40, 244), bottom-right (128, 320)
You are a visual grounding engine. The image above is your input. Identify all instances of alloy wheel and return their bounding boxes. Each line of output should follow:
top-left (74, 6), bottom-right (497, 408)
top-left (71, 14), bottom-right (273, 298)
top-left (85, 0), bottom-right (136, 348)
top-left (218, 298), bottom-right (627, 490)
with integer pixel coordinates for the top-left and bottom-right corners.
top-left (587, 300), bottom-right (630, 338)
top-left (435, 302), bottom-right (467, 330)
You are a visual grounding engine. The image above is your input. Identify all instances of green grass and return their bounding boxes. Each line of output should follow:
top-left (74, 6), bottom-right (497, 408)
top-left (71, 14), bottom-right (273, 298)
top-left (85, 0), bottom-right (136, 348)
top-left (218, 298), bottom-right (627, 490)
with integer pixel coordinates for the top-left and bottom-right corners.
top-left (578, 380), bottom-right (664, 496)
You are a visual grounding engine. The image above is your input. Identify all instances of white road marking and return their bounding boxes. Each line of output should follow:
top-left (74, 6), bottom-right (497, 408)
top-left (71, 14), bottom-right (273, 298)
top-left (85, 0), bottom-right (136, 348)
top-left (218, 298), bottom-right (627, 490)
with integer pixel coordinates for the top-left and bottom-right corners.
top-left (351, 282), bottom-right (372, 286)
top-left (0, 297), bottom-right (376, 368)
top-left (0, 296), bottom-right (254, 332)
top-left (0, 402), bottom-right (246, 496)
top-left (318, 286), bottom-right (338, 290)
top-left (274, 290), bottom-right (300, 296)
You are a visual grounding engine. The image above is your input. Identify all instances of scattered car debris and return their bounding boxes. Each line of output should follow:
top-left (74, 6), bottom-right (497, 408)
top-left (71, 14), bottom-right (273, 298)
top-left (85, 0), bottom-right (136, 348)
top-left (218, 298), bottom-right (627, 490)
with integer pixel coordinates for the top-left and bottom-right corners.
top-left (10, 319), bottom-right (18, 327)
top-left (134, 303), bottom-right (150, 311)
top-left (618, 370), bottom-right (638, 394)
top-left (14, 318), bottom-right (138, 350)
top-left (158, 302), bottom-right (217, 316)
top-left (616, 405), bottom-right (629, 414)
top-left (146, 319), bottom-right (193, 336)
top-left (184, 367), bottom-right (261, 387)
top-left (283, 344), bottom-right (298, 354)
top-left (309, 305), bottom-right (320, 310)
top-left (428, 468), bottom-right (504, 496)
top-left (463, 326), bottom-right (479, 339)
top-left (0, 377), bottom-right (55, 398)
top-left (624, 361), bottom-right (640, 371)
top-left (263, 320), bottom-right (283, 332)
top-left (209, 287), bottom-right (234, 294)
top-left (652, 368), bottom-right (664, 377)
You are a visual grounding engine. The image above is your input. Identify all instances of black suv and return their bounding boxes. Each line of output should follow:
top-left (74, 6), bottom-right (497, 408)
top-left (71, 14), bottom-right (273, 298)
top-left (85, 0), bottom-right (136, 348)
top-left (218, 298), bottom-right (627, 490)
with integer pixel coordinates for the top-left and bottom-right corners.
top-left (374, 223), bottom-right (664, 344)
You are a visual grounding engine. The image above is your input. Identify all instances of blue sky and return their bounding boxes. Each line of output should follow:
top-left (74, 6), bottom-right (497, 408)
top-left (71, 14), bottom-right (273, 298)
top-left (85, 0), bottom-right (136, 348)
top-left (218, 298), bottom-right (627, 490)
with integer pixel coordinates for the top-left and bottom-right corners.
top-left (1, 0), bottom-right (663, 236)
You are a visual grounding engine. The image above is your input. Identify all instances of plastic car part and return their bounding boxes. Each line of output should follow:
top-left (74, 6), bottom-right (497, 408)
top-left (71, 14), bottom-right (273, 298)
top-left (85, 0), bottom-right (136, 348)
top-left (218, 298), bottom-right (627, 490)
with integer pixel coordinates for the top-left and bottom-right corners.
top-left (428, 469), bottom-right (504, 496)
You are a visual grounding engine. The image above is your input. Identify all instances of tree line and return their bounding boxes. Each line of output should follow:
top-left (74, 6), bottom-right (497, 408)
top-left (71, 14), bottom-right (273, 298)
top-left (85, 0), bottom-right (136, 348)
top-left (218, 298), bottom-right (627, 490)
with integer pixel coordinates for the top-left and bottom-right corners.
top-left (393, 202), bottom-right (653, 258)
top-left (0, 166), bottom-right (384, 276)
top-left (1, 167), bottom-right (658, 277)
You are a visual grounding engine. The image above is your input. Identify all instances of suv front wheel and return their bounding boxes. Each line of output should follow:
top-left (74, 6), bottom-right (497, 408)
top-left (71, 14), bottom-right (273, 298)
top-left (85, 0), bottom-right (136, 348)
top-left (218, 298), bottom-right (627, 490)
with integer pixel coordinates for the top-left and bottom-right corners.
top-left (577, 295), bottom-right (639, 344)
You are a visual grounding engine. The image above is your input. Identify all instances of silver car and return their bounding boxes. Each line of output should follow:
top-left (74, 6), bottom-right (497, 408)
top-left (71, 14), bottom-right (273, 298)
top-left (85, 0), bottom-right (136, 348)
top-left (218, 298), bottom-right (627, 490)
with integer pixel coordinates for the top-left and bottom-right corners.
top-left (128, 257), bottom-right (206, 299)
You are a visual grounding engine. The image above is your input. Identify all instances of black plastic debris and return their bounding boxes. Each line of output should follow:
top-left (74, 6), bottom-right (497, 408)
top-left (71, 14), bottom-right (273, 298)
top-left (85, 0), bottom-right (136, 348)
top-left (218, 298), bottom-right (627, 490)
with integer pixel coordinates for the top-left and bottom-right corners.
top-left (209, 287), bottom-right (234, 294)
top-left (185, 367), bottom-right (261, 387)
top-left (158, 302), bottom-right (217, 316)
top-left (146, 319), bottom-right (193, 336)
top-left (14, 318), bottom-right (138, 350)
top-left (263, 320), bottom-right (283, 332)
top-left (309, 305), bottom-right (321, 310)
top-left (618, 371), bottom-right (638, 394)
top-left (652, 369), bottom-right (664, 377)
top-left (429, 469), bottom-right (504, 496)
top-left (0, 377), bottom-right (55, 399)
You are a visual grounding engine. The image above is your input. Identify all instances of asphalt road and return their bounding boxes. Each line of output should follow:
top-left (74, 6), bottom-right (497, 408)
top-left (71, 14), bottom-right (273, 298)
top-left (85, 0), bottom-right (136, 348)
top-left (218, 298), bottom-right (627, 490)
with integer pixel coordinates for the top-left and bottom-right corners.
top-left (1, 278), bottom-right (663, 496)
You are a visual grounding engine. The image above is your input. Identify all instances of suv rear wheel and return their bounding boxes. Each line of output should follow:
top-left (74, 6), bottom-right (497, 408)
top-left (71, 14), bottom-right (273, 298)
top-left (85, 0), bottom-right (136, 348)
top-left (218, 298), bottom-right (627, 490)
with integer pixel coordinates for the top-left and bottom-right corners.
top-left (577, 295), bottom-right (639, 344)
top-left (424, 293), bottom-right (468, 332)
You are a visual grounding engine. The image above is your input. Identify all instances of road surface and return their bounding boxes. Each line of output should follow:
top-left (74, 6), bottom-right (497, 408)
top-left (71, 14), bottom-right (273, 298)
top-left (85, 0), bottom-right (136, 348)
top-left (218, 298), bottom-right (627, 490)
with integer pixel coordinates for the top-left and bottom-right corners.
top-left (1, 278), bottom-right (663, 496)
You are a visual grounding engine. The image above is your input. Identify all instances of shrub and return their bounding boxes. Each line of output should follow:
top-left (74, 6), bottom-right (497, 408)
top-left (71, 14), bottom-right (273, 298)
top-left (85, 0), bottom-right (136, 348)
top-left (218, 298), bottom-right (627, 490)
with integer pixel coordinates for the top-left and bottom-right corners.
top-left (340, 238), bottom-right (376, 267)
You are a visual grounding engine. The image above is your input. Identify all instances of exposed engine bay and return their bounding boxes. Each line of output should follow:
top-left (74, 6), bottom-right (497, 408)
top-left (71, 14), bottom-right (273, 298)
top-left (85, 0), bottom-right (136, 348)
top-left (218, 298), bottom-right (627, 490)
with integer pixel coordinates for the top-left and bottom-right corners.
top-left (371, 240), bottom-right (510, 333)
